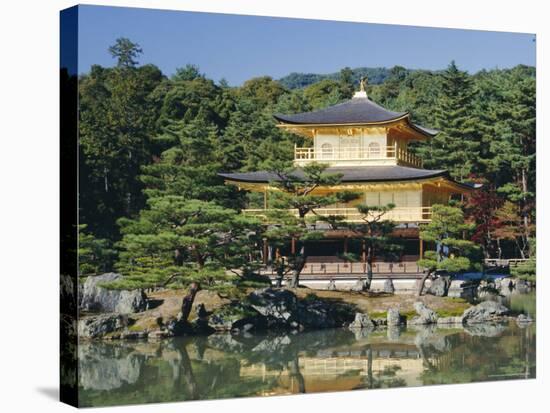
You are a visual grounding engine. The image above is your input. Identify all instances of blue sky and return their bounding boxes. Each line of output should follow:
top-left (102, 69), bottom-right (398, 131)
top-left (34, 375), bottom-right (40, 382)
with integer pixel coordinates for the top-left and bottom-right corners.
top-left (75, 5), bottom-right (536, 85)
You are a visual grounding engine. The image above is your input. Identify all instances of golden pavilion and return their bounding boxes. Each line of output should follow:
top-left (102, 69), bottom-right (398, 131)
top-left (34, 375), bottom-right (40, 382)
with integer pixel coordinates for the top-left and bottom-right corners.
top-left (219, 82), bottom-right (479, 285)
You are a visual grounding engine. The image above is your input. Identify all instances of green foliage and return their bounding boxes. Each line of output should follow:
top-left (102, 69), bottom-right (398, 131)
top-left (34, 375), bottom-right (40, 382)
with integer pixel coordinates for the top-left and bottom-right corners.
top-left (78, 224), bottom-right (117, 275)
top-left (278, 66), bottom-right (399, 89)
top-left (266, 163), bottom-right (360, 231)
top-left (113, 197), bottom-right (262, 291)
top-left (173, 64), bottom-right (203, 81)
top-left (342, 203), bottom-right (401, 287)
top-left (263, 163), bottom-right (359, 286)
top-left (79, 58), bottom-right (164, 239)
top-left (417, 204), bottom-right (481, 273)
top-left (78, 37), bottom-right (535, 273)
top-left (416, 62), bottom-right (480, 181)
top-left (140, 116), bottom-right (241, 208)
top-left (108, 37), bottom-right (143, 68)
top-left (510, 238), bottom-right (536, 281)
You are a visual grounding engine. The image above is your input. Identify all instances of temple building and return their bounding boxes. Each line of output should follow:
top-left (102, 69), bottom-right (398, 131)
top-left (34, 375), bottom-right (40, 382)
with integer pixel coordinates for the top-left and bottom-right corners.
top-left (219, 82), bottom-right (479, 288)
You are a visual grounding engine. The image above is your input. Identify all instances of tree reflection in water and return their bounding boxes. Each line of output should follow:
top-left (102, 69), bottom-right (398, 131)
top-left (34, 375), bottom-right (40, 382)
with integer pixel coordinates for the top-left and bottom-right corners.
top-left (78, 322), bottom-right (536, 407)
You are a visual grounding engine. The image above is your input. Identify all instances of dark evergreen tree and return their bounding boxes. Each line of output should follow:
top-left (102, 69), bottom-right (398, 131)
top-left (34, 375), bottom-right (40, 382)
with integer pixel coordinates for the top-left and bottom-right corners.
top-left (264, 163), bottom-right (359, 288)
top-left (79, 55), bottom-right (164, 239)
top-left (114, 197), bottom-right (263, 318)
top-left (416, 62), bottom-right (481, 181)
top-left (417, 205), bottom-right (481, 296)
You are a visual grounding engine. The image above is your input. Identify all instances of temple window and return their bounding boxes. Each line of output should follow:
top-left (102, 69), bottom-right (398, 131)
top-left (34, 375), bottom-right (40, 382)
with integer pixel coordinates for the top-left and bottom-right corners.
top-left (320, 143), bottom-right (333, 159)
top-left (368, 142), bottom-right (381, 157)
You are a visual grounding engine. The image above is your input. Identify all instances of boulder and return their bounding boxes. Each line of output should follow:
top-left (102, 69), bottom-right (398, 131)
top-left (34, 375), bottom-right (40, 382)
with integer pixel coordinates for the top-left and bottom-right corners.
top-left (80, 273), bottom-right (147, 314)
top-left (515, 279), bottom-right (531, 294)
top-left (462, 300), bottom-right (509, 324)
top-left (248, 288), bottom-right (298, 322)
top-left (207, 313), bottom-right (235, 331)
top-left (409, 302), bottom-right (438, 325)
top-left (383, 279), bottom-right (395, 294)
top-left (516, 313), bottom-right (534, 327)
top-left (387, 307), bottom-right (405, 326)
top-left (427, 277), bottom-right (448, 297)
top-left (447, 280), bottom-right (477, 300)
top-left (296, 301), bottom-right (339, 329)
top-left (496, 277), bottom-right (513, 292)
top-left (351, 279), bottom-right (367, 292)
top-left (78, 314), bottom-right (129, 339)
top-left (349, 312), bottom-right (376, 330)
top-left (208, 304), bottom-right (266, 332)
top-left (210, 288), bottom-right (354, 332)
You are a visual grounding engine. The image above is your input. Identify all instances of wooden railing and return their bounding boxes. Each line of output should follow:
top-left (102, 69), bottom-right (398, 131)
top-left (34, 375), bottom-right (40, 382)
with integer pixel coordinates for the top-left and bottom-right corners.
top-left (259, 261), bottom-right (423, 276)
top-left (484, 258), bottom-right (529, 267)
top-left (243, 206), bottom-right (432, 223)
top-left (396, 147), bottom-right (422, 167)
top-left (294, 144), bottom-right (422, 168)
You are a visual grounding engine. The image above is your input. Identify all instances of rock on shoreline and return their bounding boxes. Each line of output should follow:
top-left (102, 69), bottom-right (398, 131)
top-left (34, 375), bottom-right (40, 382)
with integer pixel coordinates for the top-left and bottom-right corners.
top-left (409, 302), bottom-right (438, 325)
top-left (76, 281), bottom-right (533, 340)
top-left (80, 273), bottom-right (147, 314)
top-left (462, 300), bottom-right (509, 324)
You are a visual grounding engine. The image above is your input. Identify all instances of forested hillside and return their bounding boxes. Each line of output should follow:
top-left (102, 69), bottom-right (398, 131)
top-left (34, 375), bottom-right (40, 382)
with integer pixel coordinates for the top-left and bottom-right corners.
top-left (75, 38), bottom-right (535, 274)
top-left (278, 66), bottom-right (407, 89)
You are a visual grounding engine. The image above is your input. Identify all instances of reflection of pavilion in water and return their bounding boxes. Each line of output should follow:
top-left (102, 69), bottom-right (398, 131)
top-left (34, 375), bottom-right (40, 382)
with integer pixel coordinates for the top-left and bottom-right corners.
top-left (239, 343), bottom-right (425, 394)
top-left (77, 322), bottom-right (536, 407)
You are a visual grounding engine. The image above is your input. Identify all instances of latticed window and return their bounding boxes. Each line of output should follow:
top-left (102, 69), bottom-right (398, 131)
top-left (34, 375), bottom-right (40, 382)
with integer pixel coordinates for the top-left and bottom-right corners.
top-left (320, 143), bottom-right (333, 159)
top-left (368, 142), bottom-right (381, 157)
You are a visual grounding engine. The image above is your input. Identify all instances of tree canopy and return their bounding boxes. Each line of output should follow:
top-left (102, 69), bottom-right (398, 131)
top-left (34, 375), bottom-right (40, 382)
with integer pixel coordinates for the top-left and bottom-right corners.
top-left (76, 38), bottom-right (536, 283)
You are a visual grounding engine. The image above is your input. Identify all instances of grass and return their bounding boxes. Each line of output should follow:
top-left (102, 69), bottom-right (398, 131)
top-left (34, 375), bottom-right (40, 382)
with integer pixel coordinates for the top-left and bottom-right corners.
top-left (352, 297), bottom-right (470, 320)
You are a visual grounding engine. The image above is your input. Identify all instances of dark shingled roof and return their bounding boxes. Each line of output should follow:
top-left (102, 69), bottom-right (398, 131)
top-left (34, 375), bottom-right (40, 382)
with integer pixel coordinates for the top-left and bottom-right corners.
top-left (219, 166), bottom-right (479, 190)
top-left (411, 123), bottom-right (438, 137)
top-left (274, 96), bottom-right (407, 125)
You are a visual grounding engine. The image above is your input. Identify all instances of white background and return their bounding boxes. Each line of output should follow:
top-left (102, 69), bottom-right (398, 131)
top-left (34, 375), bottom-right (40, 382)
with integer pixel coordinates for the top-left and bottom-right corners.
top-left (0, 0), bottom-right (547, 411)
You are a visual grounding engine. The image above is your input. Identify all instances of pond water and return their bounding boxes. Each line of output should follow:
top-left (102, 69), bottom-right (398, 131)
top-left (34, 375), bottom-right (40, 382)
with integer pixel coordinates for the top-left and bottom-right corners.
top-left (78, 293), bottom-right (536, 407)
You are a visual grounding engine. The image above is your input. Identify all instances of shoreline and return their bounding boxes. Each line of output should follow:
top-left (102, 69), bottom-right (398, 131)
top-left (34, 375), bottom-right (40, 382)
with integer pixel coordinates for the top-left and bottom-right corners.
top-left (77, 279), bottom-right (535, 341)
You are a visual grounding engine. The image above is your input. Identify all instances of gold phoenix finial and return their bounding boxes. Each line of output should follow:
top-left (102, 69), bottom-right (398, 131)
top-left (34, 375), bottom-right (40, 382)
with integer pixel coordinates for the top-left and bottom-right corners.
top-left (359, 76), bottom-right (368, 92)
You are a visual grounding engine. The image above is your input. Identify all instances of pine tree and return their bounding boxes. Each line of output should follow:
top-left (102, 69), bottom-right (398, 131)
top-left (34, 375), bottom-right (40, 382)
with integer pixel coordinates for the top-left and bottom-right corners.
top-left (338, 67), bottom-right (355, 98)
top-left (140, 117), bottom-right (241, 208)
top-left (108, 37), bottom-right (143, 68)
top-left (79, 60), bottom-right (163, 239)
top-left (489, 68), bottom-right (536, 250)
top-left (417, 204), bottom-right (481, 296)
top-left (113, 197), bottom-right (262, 319)
top-left (348, 204), bottom-right (401, 291)
top-left (264, 163), bottom-right (359, 288)
top-left (78, 224), bottom-right (117, 276)
top-left (417, 62), bottom-right (481, 181)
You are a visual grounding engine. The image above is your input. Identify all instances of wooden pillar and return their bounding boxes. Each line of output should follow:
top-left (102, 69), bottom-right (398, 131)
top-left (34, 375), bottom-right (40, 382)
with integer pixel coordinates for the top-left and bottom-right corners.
top-left (264, 189), bottom-right (268, 209)
top-left (344, 237), bottom-right (348, 254)
top-left (263, 238), bottom-right (268, 265)
top-left (362, 239), bottom-right (367, 272)
top-left (291, 237), bottom-right (296, 255)
top-left (419, 238), bottom-right (424, 259)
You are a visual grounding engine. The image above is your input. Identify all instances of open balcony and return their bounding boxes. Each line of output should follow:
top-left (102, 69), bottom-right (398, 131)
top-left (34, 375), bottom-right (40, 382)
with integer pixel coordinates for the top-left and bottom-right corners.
top-left (294, 144), bottom-right (422, 168)
top-left (242, 206), bottom-right (432, 223)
